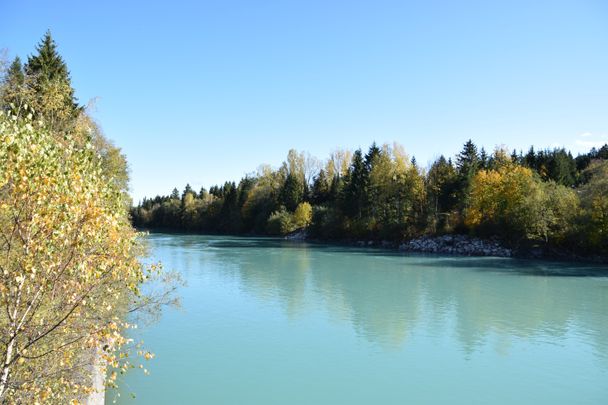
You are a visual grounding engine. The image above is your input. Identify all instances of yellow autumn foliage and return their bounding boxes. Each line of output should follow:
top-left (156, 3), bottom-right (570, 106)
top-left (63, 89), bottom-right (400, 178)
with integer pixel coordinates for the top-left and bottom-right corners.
top-left (465, 164), bottom-right (578, 242)
top-left (0, 112), bottom-right (147, 403)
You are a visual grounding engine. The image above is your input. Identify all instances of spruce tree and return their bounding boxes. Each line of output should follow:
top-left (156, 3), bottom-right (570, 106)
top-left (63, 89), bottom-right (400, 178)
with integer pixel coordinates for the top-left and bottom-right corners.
top-left (26, 31), bottom-right (70, 82)
top-left (312, 170), bottom-right (330, 205)
top-left (341, 149), bottom-right (367, 219)
top-left (455, 139), bottom-right (480, 208)
top-left (280, 173), bottom-right (304, 212)
top-left (6, 57), bottom-right (25, 85)
top-left (25, 31), bottom-right (81, 117)
top-left (479, 147), bottom-right (488, 169)
top-left (1, 57), bottom-right (25, 110)
top-left (182, 183), bottom-right (194, 199)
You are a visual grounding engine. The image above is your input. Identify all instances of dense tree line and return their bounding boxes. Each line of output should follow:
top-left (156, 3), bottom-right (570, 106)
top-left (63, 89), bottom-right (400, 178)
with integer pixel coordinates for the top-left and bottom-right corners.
top-left (131, 140), bottom-right (608, 256)
top-left (0, 33), bottom-right (174, 403)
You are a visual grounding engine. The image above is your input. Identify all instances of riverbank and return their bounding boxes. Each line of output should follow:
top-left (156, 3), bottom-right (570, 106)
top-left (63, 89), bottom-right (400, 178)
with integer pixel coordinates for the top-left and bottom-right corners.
top-left (285, 229), bottom-right (607, 264)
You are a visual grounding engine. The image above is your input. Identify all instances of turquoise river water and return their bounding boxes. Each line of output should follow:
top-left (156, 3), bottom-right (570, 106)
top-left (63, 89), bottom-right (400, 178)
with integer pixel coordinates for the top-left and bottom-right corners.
top-left (109, 234), bottom-right (608, 404)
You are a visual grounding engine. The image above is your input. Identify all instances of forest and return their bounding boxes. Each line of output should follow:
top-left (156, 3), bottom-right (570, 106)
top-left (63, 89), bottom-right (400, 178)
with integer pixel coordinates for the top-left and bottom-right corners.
top-left (132, 139), bottom-right (608, 256)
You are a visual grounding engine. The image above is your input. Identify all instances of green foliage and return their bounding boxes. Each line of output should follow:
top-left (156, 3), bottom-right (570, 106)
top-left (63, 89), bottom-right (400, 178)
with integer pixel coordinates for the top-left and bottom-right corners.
top-left (266, 208), bottom-right (296, 235)
top-left (131, 139), bottom-right (607, 255)
top-left (25, 30), bottom-right (81, 119)
top-left (456, 139), bottom-right (480, 202)
top-left (280, 173), bottom-right (305, 212)
top-left (341, 149), bottom-right (367, 218)
top-left (426, 155), bottom-right (458, 231)
top-left (578, 161), bottom-right (608, 253)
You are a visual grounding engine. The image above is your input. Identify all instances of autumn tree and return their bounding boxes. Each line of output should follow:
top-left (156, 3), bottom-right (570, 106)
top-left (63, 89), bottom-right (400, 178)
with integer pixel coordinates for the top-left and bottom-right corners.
top-left (0, 112), bottom-right (151, 402)
top-left (578, 160), bottom-right (608, 253)
top-left (465, 164), bottom-right (577, 243)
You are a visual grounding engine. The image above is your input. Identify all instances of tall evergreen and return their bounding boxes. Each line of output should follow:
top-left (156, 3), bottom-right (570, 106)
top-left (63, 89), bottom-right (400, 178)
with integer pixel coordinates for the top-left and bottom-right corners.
top-left (182, 183), bottom-right (195, 199)
top-left (312, 170), bottom-right (330, 205)
top-left (280, 173), bottom-right (305, 211)
top-left (25, 31), bottom-right (81, 116)
top-left (427, 155), bottom-right (458, 218)
top-left (342, 149), bottom-right (367, 219)
top-left (26, 31), bottom-right (70, 82)
top-left (479, 147), bottom-right (488, 169)
top-left (455, 139), bottom-right (480, 206)
top-left (364, 142), bottom-right (381, 173)
top-left (524, 146), bottom-right (536, 169)
top-left (1, 57), bottom-right (25, 109)
top-left (6, 57), bottom-right (25, 85)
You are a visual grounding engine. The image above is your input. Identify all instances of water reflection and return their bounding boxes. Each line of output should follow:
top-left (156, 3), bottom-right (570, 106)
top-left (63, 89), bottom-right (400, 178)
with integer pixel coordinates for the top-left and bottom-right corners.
top-left (151, 234), bottom-right (608, 358)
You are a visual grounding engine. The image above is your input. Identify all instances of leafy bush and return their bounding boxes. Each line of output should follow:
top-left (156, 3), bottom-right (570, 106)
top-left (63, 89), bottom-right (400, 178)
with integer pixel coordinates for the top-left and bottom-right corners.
top-left (266, 207), bottom-right (296, 235)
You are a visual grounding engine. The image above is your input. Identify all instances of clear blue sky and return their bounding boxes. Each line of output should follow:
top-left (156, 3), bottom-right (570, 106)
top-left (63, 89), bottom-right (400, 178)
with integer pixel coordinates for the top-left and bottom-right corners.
top-left (2, 0), bottom-right (607, 202)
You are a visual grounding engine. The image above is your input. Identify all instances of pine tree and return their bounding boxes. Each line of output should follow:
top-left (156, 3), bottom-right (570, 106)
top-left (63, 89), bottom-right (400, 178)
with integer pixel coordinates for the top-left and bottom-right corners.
top-left (182, 183), bottom-right (194, 199)
top-left (280, 173), bottom-right (304, 212)
top-left (25, 31), bottom-right (81, 120)
top-left (511, 149), bottom-right (520, 164)
top-left (524, 146), bottom-right (536, 169)
top-left (455, 139), bottom-right (480, 206)
top-left (1, 57), bottom-right (26, 110)
top-left (6, 57), bottom-right (25, 85)
top-left (479, 147), bottom-right (488, 169)
top-left (364, 142), bottom-right (381, 173)
top-left (312, 169), bottom-right (330, 205)
top-left (341, 149), bottom-right (367, 219)
top-left (428, 155), bottom-right (458, 218)
top-left (26, 31), bottom-right (70, 82)
top-left (456, 139), bottom-right (479, 177)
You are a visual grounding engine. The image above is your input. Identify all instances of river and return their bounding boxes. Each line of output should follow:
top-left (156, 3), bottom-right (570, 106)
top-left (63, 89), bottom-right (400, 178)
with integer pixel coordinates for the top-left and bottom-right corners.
top-left (109, 234), bottom-right (608, 404)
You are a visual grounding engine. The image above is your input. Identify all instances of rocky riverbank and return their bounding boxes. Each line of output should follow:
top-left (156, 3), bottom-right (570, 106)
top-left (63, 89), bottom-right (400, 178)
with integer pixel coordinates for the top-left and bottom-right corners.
top-left (398, 234), bottom-right (512, 257)
top-left (286, 231), bottom-right (512, 257)
top-left (285, 231), bottom-right (608, 263)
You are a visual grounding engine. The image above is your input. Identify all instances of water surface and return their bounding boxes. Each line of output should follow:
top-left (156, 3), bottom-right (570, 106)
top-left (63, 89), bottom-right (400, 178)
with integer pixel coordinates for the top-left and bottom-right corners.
top-left (110, 234), bottom-right (608, 404)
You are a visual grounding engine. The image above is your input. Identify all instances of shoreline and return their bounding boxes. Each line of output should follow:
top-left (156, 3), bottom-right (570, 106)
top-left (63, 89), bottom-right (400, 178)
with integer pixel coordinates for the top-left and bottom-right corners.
top-left (286, 230), bottom-right (608, 265)
top-left (137, 227), bottom-right (607, 265)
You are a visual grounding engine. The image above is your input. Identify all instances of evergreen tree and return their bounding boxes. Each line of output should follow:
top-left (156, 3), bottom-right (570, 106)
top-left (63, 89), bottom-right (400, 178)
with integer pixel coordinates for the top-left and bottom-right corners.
top-left (182, 183), bottom-right (194, 199)
top-left (364, 142), bottom-right (381, 173)
top-left (25, 31), bottom-right (70, 81)
top-left (479, 147), bottom-right (488, 169)
top-left (455, 139), bottom-right (480, 207)
top-left (280, 173), bottom-right (304, 211)
top-left (1, 57), bottom-right (26, 110)
top-left (311, 169), bottom-right (330, 205)
top-left (456, 140), bottom-right (479, 177)
top-left (341, 149), bottom-right (367, 218)
top-left (524, 146), bottom-right (536, 169)
top-left (546, 149), bottom-right (577, 186)
top-left (171, 188), bottom-right (180, 199)
top-left (6, 57), bottom-right (25, 85)
top-left (511, 149), bottom-right (519, 164)
top-left (427, 155), bottom-right (458, 218)
top-left (25, 31), bottom-right (81, 121)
